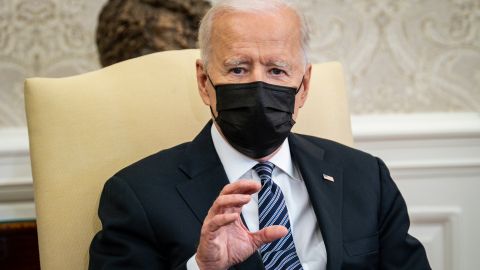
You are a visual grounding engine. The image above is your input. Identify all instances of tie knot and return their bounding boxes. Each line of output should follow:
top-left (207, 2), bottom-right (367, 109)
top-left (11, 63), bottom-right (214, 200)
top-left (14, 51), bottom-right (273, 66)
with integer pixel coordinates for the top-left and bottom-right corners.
top-left (253, 161), bottom-right (275, 184)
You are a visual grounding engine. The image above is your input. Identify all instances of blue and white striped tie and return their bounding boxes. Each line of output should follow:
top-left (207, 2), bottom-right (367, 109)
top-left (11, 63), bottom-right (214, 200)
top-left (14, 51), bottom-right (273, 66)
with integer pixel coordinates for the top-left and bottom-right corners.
top-left (254, 162), bottom-right (303, 270)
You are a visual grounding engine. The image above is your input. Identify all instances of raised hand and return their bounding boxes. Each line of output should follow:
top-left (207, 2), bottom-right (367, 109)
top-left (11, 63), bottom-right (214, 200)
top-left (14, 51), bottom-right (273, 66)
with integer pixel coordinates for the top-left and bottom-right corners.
top-left (195, 180), bottom-right (288, 270)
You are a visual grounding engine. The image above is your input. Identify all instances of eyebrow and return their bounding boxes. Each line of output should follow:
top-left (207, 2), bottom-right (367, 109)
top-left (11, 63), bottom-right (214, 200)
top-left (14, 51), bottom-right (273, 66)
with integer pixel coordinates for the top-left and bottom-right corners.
top-left (223, 58), bottom-right (251, 67)
top-left (267, 59), bottom-right (292, 70)
top-left (222, 57), bottom-right (292, 70)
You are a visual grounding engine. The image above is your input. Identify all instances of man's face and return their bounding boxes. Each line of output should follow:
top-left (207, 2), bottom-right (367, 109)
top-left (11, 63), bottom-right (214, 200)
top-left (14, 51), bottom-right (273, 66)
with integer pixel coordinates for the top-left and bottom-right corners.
top-left (196, 7), bottom-right (312, 121)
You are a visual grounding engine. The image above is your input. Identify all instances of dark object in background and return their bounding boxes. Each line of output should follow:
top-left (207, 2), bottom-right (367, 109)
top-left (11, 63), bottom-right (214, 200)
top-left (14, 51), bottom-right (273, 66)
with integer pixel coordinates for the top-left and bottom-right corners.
top-left (96, 0), bottom-right (211, 67)
top-left (0, 221), bottom-right (40, 270)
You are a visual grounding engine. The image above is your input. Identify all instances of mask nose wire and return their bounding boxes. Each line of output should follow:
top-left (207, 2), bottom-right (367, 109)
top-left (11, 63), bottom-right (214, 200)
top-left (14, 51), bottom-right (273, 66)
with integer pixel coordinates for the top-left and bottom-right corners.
top-left (208, 72), bottom-right (303, 94)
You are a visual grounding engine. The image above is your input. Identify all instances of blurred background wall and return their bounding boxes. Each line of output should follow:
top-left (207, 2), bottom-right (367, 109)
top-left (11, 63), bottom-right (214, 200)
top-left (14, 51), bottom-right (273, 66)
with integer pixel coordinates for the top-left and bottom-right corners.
top-left (0, 0), bottom-right (479, 269)
top-left (0, 0), bottom-right (479, 127)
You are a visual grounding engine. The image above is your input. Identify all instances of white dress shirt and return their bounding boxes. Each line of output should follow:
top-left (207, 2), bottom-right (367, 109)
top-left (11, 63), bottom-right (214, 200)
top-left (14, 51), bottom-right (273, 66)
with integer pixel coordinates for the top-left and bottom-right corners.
top-left (186, 124), bottom-right (327, 270)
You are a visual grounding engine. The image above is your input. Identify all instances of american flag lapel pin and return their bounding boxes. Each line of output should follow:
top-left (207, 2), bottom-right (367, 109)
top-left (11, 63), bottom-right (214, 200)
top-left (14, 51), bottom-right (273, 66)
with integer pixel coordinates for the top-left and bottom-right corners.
top-left (323, 174), bottom-right (334, 182)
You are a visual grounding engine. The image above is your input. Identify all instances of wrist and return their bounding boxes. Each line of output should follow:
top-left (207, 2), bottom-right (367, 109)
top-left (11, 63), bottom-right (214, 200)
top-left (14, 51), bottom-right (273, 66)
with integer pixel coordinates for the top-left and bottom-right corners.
top-left (195, 254), bottom-right (226, 270)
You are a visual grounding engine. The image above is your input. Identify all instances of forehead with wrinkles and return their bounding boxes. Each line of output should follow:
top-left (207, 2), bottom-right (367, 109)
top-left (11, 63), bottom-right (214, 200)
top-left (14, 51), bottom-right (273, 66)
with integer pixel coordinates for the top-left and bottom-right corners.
top-left (209, 7), bottom-right (304, 70)
top-left (198, 0), bottom-right (309, 68)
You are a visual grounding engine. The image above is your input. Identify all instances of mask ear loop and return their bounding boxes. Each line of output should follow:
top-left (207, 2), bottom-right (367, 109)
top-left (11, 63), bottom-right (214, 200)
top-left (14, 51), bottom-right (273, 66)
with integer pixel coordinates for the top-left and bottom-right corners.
top-left (295, 75), bottom-right (305, 94)
top-left (205, 73), bottom-right (219, 120)
top-left (209, 106), bottom-right (218, 121)
top-left (291, 75), bottom-right (306, 125)
top-left (206, 73), bottom-right (216, 88)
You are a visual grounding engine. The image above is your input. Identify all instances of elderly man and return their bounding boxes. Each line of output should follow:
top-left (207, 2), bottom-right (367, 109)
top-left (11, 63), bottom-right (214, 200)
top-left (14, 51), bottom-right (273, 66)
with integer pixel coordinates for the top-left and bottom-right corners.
top-left (89, 0), bottom-right (430, 269)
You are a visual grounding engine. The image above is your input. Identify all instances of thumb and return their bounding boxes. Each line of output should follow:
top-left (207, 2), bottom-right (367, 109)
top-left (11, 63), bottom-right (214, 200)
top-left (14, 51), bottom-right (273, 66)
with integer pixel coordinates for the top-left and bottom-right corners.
top-left (251, 225), bottom-right (288, 248)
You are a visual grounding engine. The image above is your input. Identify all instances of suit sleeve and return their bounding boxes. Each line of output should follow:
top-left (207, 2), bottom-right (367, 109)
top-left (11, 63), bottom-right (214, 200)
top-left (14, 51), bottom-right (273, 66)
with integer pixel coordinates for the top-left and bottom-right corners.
top-left (376, 158), bottom-right (431, 269)
top-left (89, 176), bottom-right (188, 270)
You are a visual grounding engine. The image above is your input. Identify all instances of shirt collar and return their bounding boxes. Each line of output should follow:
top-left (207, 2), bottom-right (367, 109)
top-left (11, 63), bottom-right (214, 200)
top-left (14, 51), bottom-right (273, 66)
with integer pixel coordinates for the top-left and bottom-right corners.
top-left (210, 123), bottom-right (300, 182)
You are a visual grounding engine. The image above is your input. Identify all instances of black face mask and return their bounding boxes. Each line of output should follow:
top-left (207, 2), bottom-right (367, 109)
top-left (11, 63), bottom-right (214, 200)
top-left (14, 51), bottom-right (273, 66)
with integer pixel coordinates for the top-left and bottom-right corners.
top-left (208, 76), bottom-right (303, 159)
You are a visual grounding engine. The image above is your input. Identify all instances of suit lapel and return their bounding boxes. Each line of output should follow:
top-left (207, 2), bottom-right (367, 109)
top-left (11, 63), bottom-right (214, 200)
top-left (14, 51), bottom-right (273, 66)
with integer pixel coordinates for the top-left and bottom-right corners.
top-left (289, 134), bottom-right (344, 270)
top-left (176, 121), bottom-right (265, 270)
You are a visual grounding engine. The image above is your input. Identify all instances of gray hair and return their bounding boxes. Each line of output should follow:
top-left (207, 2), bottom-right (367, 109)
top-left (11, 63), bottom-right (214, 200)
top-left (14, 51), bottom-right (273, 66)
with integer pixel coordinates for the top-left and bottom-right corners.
top-left (198, 0), bottom-right (310, 68)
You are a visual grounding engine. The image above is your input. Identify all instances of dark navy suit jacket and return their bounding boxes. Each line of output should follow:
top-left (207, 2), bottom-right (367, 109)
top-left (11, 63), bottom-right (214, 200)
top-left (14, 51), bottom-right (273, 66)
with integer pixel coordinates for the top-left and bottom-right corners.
top-left (89, 121), bottom-right (430, 269)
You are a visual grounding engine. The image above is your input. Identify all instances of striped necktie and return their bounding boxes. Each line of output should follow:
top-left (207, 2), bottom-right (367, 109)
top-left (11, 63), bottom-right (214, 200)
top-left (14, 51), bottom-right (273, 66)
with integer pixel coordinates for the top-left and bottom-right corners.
top-left (254, 162), bottom-right (303, 270)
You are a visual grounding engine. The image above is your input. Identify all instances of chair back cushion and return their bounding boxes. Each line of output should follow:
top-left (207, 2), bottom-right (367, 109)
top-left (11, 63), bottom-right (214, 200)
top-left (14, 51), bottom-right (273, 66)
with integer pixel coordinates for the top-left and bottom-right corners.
top-left (25, 49), bottom-right (352, 269)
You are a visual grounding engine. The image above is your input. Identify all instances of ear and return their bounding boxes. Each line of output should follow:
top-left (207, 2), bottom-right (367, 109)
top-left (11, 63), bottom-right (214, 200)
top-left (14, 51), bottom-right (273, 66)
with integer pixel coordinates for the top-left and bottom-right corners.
top-left (196, 59), bottom-right (211, 106)
top-left (298, 64), bottom-right (312, 108)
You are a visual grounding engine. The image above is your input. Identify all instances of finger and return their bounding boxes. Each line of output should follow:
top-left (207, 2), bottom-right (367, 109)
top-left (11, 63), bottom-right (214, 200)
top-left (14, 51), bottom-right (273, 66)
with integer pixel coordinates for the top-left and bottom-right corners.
top-left (250, 225), bottom-right (288, 248)
top-left (220, 180), bottom-right (261, 196)
top-left (206, 212), bottom-right (239, 232)
top-left (210, 194), bottom-right (251, 214)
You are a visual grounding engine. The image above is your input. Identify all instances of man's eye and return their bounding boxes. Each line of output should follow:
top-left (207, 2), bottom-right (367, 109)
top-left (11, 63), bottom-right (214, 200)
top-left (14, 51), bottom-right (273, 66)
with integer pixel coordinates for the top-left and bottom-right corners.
top-left (230, 67), bottom-right (245, 74)
top-left (271, 68), bottom-right (286, 75)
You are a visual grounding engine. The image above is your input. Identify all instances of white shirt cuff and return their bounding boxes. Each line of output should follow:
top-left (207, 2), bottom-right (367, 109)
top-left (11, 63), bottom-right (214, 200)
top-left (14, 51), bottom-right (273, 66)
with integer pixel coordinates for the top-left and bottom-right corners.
top-left (186, 253), bottom-right (201, 270)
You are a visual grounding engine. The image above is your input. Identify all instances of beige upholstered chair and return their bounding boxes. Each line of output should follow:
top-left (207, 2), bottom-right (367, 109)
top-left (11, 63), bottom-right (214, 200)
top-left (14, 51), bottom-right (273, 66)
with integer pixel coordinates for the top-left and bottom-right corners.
top-left (25, 49), bottom-right (352, 270)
